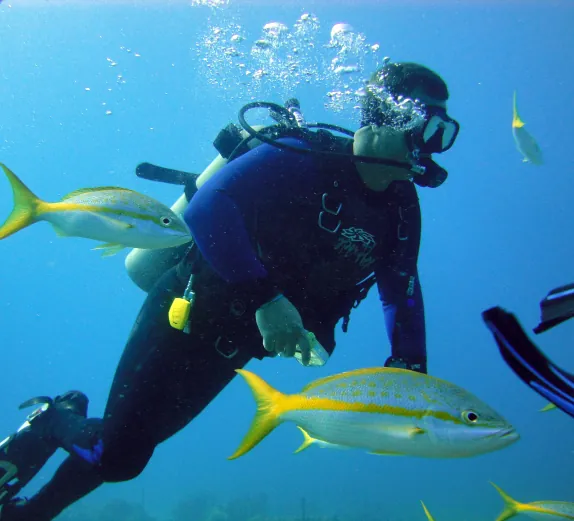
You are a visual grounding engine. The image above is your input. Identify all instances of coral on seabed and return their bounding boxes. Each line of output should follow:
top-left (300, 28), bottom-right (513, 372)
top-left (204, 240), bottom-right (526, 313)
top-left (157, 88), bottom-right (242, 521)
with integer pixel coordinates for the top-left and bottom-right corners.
top-left (56, 493), bottom-right (368, 521)
top-left (171, 492), bottom-right (347, 521)
top-left (56, 498), bottom-right (156, 521)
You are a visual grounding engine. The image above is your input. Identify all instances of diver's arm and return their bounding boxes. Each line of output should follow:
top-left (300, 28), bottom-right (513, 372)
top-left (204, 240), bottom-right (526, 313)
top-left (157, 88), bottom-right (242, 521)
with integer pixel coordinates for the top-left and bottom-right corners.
top-left (184, 138), bottom-right (314, 306)
top-left (375, 191), bottom-right (427, 373)
top-left (184, 187), bottom-right (269, 283)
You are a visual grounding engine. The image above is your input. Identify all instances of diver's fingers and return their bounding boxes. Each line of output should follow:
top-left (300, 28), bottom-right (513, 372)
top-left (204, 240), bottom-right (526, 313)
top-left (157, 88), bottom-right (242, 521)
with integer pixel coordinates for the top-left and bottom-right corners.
top-left (276, 338), bottom-right (291, 357)
top-left (296, 332), bottom-right (312, 366)
top-left (283, 335), bottom-right (297, 358)
top-left (263, 335), bottom-right (278, 354)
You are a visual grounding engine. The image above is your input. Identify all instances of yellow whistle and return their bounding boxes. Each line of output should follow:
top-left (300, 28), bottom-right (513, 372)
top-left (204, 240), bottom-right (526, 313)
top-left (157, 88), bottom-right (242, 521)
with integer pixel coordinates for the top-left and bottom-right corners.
top-left (169, 297), bottom-right (192, 331)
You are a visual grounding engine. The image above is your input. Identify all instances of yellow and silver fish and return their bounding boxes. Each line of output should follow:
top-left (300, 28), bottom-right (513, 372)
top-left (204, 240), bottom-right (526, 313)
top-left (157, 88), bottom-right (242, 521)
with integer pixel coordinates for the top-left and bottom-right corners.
top-left (421, 501), bottom-right (437, 521)
top-left (512, 91), bottom-right (543, 165)
top-left (229, 367), bottom-right (519, 460)
top-left (491, 482), bottom-right (574, 521)
top-left (0, 163), bottom-right (191, 256)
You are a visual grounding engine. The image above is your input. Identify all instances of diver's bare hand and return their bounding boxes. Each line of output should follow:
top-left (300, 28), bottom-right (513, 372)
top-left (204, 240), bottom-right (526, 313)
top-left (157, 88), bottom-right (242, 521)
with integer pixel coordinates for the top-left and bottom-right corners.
top-left (255, 295), bottom-right (312, 366)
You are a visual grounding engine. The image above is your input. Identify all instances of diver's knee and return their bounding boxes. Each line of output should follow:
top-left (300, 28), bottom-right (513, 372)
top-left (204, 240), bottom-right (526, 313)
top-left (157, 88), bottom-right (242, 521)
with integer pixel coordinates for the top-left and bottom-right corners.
top-left (385, 355), bottom-right (427, 374)
top-left (99, 443), bottom-right (154, 483)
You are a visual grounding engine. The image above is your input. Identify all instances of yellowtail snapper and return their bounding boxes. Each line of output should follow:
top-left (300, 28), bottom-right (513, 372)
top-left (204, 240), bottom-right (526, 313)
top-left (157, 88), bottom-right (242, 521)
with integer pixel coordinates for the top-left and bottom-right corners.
top-left (491, 482), bottom-right (574, 521)
top-left (0, 163), bottom-right (191, 256)
top-left (229, 367), bottom-right (519, 460)
top-left (421, 501), bottom-right (437, 521)
top-left (512, 91), bottom-right (543, 165)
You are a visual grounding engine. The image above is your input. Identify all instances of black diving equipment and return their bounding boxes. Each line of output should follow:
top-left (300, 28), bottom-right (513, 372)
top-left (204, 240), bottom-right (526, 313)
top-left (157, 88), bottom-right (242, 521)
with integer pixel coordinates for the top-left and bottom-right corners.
top-left (134, 97), bottom-right (464, 192)
top-left (482, 303), bottom-right (574, 419)
top-left (135, 163), bottom-right (200, 202)
top-left (232, 100), bottom-right (425, 174)
top-left (533, 283), bottom-right (574, 334)
top-left (412, 156), bottom-right (448, 188)
top-left (412, 105), bottom-right (459, 155)
top-left (0, 392), bottom-right (90, 507)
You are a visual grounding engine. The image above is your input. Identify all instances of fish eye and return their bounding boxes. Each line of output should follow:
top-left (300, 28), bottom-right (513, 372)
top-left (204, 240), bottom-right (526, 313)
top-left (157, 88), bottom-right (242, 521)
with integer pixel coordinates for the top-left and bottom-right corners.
top-left (463, 410), bottom-right (479, 424)
top-left (160, 216), bottom-right (173, 227)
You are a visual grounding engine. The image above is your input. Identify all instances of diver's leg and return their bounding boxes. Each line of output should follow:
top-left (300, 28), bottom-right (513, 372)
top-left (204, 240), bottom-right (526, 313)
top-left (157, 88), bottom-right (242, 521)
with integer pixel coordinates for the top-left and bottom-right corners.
top-left (8, 256), bottom-right (263, 520)
top-left (3, 260), bottom-right (197, 520)
top-left (98, 260), bottom-right (262, 481)
top-left (4, 454), bottom-right (105, 521)
top-left (21, 254), bottom-right (262, 515)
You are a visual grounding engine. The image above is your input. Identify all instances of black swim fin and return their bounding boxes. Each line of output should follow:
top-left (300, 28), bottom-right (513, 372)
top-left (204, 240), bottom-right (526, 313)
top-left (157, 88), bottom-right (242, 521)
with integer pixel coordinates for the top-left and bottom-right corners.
top-left (18, 396), bottom-right (53, 410)
top-left (483, 306), bottom-right (574, 419)
top-left (533, 283), bottom-right (574, 334)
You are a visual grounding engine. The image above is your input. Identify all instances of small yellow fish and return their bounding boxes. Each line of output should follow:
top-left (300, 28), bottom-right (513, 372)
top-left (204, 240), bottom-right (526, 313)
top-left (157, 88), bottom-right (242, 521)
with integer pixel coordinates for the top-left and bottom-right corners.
top-left (0, 163), bottom-right (191, 256)
top-left (540, 403), bottom-right (558, 413)
top-left (491, 482), bottom-right (574, 521)
top-left (229, 367), bottom-right (519, 460)
top-left (421, 501), bottom-right (436, 521)
top-left (512, 91), bottom-right (543, 165)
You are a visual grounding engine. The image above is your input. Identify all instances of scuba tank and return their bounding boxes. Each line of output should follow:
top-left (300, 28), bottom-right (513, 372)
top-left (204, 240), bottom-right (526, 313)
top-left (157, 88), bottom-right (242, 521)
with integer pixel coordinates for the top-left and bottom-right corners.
top-left (124, 126), bottom-right (267, 293)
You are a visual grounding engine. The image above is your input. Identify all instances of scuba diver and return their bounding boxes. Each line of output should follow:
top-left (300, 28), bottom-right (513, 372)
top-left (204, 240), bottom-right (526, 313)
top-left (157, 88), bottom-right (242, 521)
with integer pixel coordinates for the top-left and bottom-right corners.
top-left (0, 392), bottom-right (102, 518)
top-left (483, 283), bottom-right (574, 418)
top-left (2, 61), bottom-right (460, 520)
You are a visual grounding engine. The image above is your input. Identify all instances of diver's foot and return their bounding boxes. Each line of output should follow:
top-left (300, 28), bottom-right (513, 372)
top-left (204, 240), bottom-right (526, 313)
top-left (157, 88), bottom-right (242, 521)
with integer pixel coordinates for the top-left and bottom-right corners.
top-left (0, 499), bottom-right (47, 521)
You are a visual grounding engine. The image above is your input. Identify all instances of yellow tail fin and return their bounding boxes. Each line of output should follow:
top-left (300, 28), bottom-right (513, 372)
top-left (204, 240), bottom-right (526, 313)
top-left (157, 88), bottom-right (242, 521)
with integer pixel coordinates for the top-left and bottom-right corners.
top-left (512, 91), bottom-right (525, 129)
top-left (420, 501), bottom-right (436, 521)
top-left (539, 403), bottom-right (557, 412)
top-left (228, 369), bottom-right (287, 460)
top-left (490, 482), bottom-right (523, 521)
top-left (0, 163), bottom-right (42, 240)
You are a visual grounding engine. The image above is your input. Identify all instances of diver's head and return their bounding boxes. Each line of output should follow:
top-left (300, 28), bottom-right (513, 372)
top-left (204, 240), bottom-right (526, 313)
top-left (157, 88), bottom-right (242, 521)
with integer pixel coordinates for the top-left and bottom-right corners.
top-left (53, 390), bottom-right (89, 417)
top-left (362, 62), bottom-right (449, 114)
top-left (359, 61), bottom-right (459, 188)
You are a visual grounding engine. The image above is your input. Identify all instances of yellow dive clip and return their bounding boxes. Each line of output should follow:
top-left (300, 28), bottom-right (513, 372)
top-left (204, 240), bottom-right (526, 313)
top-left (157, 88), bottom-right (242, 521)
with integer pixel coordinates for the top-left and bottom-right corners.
top-left (169, 275), bottom-right (195, 332)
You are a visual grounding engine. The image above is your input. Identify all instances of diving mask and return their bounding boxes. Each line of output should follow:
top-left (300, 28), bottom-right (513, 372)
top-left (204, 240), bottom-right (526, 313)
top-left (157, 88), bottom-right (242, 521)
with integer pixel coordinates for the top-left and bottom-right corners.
top-left (411, 105), bottom-right (459, 155)
top-left (361, 96), bottom-right (459, 156)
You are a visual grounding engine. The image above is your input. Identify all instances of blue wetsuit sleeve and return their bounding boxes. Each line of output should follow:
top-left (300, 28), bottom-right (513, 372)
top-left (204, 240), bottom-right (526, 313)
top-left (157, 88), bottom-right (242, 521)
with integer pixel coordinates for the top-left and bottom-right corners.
top-left (184, 187), bottom-right (268, 283)
top-left (375, 192), bottom-right (427, 373)
top-left (184, 138), bottom-right (317, 304)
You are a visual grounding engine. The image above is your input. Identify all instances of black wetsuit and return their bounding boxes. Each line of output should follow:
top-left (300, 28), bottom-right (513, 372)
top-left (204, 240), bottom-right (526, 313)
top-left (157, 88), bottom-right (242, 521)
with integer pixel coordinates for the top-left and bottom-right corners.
top-left (8, 137), bottom-right (427, 521)
top-left (0, 393), bottom-right (101, 519)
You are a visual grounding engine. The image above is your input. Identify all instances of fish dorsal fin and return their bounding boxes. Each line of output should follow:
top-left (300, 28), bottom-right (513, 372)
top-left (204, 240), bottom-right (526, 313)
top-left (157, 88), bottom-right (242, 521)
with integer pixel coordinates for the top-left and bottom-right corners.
top-left (61, 187), bottom-right (136, 200)
top-left (512, 91), bottom-right (525, 129)
top-left (301, 367), bottom-right (388, 393)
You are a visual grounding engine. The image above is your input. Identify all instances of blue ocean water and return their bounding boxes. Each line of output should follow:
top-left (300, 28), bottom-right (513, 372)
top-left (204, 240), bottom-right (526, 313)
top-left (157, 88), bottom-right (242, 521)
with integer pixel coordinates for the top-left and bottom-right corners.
top-left (0, 1), bottom-right (573, 520)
